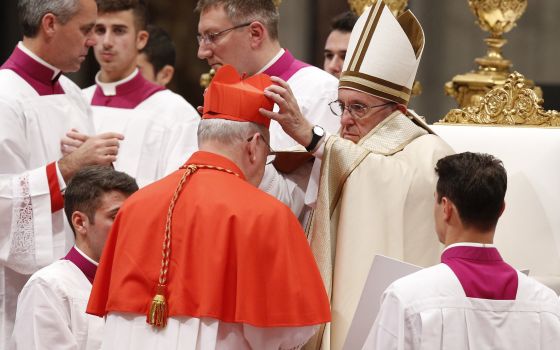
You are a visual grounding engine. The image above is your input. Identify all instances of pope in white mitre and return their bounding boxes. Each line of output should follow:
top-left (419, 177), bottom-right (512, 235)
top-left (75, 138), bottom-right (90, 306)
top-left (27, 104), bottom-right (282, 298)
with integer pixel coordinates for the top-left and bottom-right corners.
top-left (261, 1), bottom-right (454, 349)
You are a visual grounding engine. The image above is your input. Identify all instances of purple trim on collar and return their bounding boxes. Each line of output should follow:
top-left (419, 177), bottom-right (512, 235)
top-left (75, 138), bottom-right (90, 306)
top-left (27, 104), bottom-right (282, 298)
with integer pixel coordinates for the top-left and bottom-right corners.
top-left (0, 46), bottom-right (64, 96)
top-left (91, 71), bottom-right (165, 109)
top-left (442, 246), bottom-right (518, 300)
top-left (263, 50), bottom-right (310, 81)
top-left (63, 246), bottom-right (97, 284)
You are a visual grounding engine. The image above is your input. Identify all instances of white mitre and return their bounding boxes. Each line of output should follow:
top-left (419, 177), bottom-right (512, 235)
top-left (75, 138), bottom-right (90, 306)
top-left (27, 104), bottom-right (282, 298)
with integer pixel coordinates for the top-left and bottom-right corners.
top-left (340, 0), bottom-right (424, 106)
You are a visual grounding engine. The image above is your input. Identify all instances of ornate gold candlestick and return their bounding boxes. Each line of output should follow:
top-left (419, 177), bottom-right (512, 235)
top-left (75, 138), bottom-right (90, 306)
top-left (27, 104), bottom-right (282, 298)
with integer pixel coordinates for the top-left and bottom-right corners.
top-left (445, 0), bottom-right (540, 108)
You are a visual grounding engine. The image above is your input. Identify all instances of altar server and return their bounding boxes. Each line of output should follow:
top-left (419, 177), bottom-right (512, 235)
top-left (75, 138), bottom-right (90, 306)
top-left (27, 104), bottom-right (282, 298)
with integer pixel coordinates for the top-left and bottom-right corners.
top-left (323, 11), bottom-right (357, 78)
top-left (363, 152), bottom-right (560, 350)
top-left (137, 24), bottom-right (176, 87)
top-left (0, 0), bottom-right (123, 346)
top-left (10, 166), bottom-right (138, 350)
top-left (77, 0), bottom-right (199, 187)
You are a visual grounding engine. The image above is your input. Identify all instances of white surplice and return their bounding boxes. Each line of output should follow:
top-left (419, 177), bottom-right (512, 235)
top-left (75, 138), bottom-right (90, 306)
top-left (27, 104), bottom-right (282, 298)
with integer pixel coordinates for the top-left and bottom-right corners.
top-left (101, 312), bottom-right (317, 350)
top-left (363, 264), bottom-right (560, 350)
top-left (9, 258), bottom-right (103, 350)
top-left (83, 70), bottom-right (199, 188)
top-left (258, 50), bottom-right (340, 217)
top-left (0, 49), bottom-right (93, 346)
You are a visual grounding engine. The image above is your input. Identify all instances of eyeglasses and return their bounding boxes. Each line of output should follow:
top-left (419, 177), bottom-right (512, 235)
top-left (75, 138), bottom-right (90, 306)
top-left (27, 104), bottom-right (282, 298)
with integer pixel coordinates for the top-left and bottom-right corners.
top-left (247, 134), bottom-right (276, 165)
top-left (197, 22), bottom-right (252, 45)
top-left (328, 100), bottom-right (392, 119)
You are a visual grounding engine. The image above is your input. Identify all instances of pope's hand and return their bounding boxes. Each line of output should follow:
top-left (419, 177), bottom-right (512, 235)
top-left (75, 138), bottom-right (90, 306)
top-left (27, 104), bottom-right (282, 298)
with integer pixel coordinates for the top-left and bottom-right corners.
top-left (58, 132), bottom-right (124, 182)
top-left (260, 76), bottom-right (313, 148)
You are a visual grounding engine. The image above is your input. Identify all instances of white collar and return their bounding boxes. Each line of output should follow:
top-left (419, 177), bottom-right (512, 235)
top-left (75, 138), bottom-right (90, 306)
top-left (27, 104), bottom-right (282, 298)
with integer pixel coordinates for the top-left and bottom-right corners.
top-left (18, 41), bottom-right (61, 80)
top-left (74, 245), bottom-right (99, 266)
top-left (95, 68), bottom-right (139, 96)
top-left (256, 48), bottom-right (285, 74)
top-left (443, 242), bottom-right (495, 254)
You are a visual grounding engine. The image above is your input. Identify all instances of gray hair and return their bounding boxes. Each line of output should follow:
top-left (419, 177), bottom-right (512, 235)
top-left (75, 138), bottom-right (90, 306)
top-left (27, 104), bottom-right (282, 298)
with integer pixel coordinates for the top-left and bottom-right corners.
top-left (197, 118), bottom-right (269, 146)
top-left (195, 0), bottom-right (279, 40)
top-left (18, 0), bottom-right (81, 38)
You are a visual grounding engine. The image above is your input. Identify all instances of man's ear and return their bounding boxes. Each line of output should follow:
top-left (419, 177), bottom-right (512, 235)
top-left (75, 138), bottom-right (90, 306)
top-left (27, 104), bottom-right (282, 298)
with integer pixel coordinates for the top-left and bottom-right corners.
top-left (248, 21), bottom-right (266, 49)
top-left (246, 133), bottom-right (260, 164)
top-left (441, 197), bottom-right (453, 222)
top-left (71, 211), bottom-right (89, 238)
top-left (156, 65), bottom-right (175, 86)
top-left (498, 201), bottom-right (506, 218)
top-left (136, 30), bottom-right (149, 51)
top-left (41, 13), bottom-right (57, 38)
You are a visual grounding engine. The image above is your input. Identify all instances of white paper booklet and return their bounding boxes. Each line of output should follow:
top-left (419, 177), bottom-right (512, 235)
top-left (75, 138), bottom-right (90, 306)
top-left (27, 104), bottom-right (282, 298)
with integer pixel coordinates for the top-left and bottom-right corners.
top-left (343, 255), bottom-right (422, 350)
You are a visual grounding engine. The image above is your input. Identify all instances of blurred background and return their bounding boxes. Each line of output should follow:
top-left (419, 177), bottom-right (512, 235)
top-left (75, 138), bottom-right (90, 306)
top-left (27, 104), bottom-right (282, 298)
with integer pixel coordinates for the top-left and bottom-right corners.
top-left (1, 0), bottom-right (559, 123)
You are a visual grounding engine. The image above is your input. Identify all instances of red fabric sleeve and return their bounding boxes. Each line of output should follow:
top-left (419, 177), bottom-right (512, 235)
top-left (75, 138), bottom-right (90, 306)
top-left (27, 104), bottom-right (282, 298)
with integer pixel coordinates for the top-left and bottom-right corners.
top-left (46, 162), bottom-right (64, 213)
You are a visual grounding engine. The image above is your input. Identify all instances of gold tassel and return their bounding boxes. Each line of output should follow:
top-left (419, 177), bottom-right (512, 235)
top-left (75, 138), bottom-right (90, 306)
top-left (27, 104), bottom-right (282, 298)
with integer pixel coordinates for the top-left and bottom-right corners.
top-left (147, 284), bottom-right (168, 327)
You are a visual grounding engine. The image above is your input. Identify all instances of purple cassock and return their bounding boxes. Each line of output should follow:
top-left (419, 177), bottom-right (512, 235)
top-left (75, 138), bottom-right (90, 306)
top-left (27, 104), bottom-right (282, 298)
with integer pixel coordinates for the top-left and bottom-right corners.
top-left (91, 70), bottom-right (165, 109)
top-left (442, 245), bottom-right (518, 300)
top-left (263, 50), bottom-right (309, 81)
top-left (63, 246), bottom-right (97, 284)
top-left (0, 45), bottom-right (64, 96)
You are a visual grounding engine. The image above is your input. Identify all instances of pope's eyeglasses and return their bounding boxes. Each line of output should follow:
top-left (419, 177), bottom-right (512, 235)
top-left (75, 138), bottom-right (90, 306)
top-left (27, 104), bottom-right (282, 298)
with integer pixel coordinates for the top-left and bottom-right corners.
top-left (197, 22), bottom-right (252, 45)
top-left (328, 100), bottom-right (392, 119)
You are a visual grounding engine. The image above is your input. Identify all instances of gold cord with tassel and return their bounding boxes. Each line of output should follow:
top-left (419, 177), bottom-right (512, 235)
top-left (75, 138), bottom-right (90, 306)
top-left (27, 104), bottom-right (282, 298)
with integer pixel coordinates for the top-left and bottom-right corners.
top-left (147, 165), bottom-right (196, 327)
top-left (147, 164), bottom-right (240, 328)
top-left (148, 284), bottom-right (168, 327)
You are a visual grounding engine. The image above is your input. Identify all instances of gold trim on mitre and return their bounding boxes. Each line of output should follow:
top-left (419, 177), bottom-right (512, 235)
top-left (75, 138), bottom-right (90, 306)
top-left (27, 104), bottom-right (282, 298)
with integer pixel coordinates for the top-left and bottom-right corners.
top-left (397, 10), bottom-right (425, 59)
top-left (348, 0), bottom-right (384, 72)
top-left (340, 71), bottom-right (411, 105)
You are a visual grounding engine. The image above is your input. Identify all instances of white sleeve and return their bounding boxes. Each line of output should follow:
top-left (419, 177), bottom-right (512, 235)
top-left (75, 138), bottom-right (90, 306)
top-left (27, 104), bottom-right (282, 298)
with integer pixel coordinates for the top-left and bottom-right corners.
top-left (10, 277), bottom-right (78, 350)
top-left (0, 168), bottom-right (58, 274)
top-left (160, 104), bottom-right (200, 177)
top-left (243, 324), bottom-right (319, 350)
top-left (0, 99), bottom-right (59, 273)
top-left (293, 74), bottom-right (340, 138)
top-left (362, 289), bottom-right (402, 350)
top-left (258, 164), bottom-right (305, 217)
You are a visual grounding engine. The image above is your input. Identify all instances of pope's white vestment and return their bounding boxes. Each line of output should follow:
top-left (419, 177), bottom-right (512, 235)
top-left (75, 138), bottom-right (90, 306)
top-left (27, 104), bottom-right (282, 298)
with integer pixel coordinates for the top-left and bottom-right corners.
top-left (0, 43), bottom-right (93, 347)
top-left (10, 247), bottom-right (103, 350)
top-left (83, 69), bottom-right (199, 187)
top-left (363, 250), bottom-right (560, 349)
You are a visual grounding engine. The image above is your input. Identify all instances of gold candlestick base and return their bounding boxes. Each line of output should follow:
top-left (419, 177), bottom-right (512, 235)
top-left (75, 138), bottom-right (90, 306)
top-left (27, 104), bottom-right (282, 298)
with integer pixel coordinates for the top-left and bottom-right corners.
top-left (440, 72), bottom-right (558, 127)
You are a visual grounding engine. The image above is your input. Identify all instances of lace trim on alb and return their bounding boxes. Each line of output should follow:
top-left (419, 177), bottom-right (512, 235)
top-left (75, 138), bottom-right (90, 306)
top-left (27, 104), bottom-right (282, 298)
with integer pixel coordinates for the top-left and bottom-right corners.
top-left (8, 173), bottom-right (36, 269)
